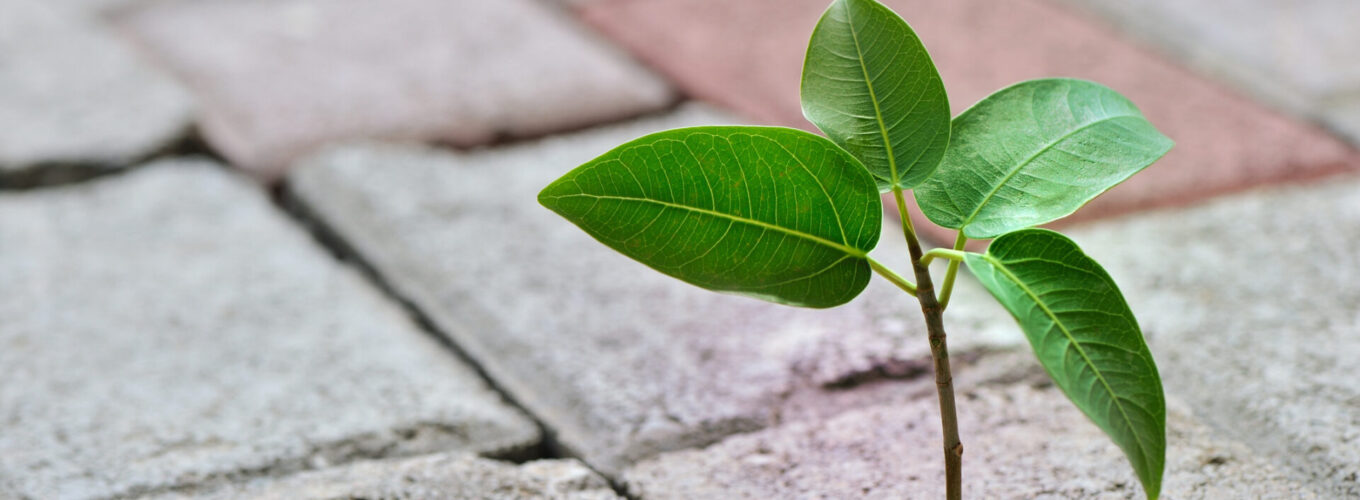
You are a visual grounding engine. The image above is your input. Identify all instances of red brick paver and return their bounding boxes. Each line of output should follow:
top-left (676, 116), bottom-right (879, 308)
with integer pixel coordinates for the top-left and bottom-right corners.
top-left (579, 0), bottom-right (1359, 243)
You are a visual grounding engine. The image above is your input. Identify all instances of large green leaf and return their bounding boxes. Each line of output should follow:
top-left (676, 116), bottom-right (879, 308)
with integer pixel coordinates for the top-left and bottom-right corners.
top-left (964, 229), bottom-right (1165, 499)
top-left (916, 78), bottom-right (1173, 238)
top-left (538, 126), bottom-right (882, 308)
top-left (800, 0), bottom-right (950, 191)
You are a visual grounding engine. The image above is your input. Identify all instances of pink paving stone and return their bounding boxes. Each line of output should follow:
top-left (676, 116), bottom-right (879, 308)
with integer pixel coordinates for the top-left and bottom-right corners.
top-left (578, 0), bottom-right (1360, 244)
top-left (117, 0), bottom-right (675, 180)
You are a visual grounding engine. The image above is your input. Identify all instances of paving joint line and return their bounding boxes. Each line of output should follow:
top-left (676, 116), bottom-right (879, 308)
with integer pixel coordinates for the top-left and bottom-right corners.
top-left (268, 180), bottom-right (682, 492)
top-left (273, 180), bottom-right (659, 499)
top-left (422, 96), bottom-right (688, 157)
top-left (0, 123), bottom-right (216, 190)
top-left (273, 182), bottom-right (562, 460)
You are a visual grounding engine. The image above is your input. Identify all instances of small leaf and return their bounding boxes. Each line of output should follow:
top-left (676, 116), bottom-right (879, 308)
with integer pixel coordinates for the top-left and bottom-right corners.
top-left (800, 0), bottom-right (950, 191)
top-left (539, 126), bottom-right (882, 308)
top-left (964, 229), bottom-right (1165, 499)
top-left (916, 78), bottom-right (1173, 238)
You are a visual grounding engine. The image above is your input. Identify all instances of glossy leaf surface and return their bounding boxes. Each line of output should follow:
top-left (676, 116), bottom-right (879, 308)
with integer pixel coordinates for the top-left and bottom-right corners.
top-left (539, 126), bottom-right (882, 308)
top-left (801, 0), bottom-right (950, 191)
top-left (965, 229), bottom-right (1165, 499)
top-left (916, 78), bottom-right (1173, 238)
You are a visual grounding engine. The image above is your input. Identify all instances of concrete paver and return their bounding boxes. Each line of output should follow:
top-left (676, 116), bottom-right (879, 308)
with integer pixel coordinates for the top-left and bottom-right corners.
top-left (624, 379), bottom-right (1313, 499)
top-left (1058, 0), bottom-right (1360, 143)
top-left (578, 0), bottom-right (1359, 244)
top-left (0, 162), bottom-right (539, 499)
top-left (1067, 175), bottom-right (1360, 497)
top-left (0, 0), bottom-right (192, 181)
top-left (118, 0), bottom-right (675, 179)
top-left (152, 454), bottom-right (620, 500)
top-left (289, 105), bottom-right (1023, 475)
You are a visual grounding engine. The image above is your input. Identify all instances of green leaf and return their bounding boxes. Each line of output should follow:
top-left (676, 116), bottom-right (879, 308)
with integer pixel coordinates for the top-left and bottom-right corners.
top-left (916, 78), bottom-right (1173, 238)
top-left (964, 229), bottom-right (1165, 499)
top-left (800, 0), bottom-right (950, 191)
top-left (538, 126), bottom-right (882, 308)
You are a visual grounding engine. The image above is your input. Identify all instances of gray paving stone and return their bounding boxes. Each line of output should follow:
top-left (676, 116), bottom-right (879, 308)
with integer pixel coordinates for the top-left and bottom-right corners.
top-left (1059, 0), bottom-right (1360, 142)
top-left (118, 0), bottom-right (676, 179)
top-left (0, 0), bottom-right (193, 177)
top-left (1063, 175), bottom-right (1360, 497)
top-left (152, 454), bottom-right (620, 500)
top-left (0, 162), bottom-right (539, 499)
top-left (289, 105), bottom-right (1021, 475)
top-left (624, 379), bottom-right (1315, 499)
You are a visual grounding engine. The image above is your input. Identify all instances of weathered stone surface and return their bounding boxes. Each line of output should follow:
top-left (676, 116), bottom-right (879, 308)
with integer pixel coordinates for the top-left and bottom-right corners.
top-left (0, 0), bottom-right (192, 177)
top-left (1066, 175), bottom-right (1360, 497)
top-left (153, 454), bottom-right (620, 500)
top-left (624, 380), bottom-right (1315, 499)
top-left (289, 105), bottom-right (1021, 475)
top-left (118, 0), bottom-right (675, 179)
top-left (0, 162), bottom-right (539, 499)
top-left (579, 0), bottom-right (1359, 245)
top-left (1058, 0), bottom-right (1360, 142)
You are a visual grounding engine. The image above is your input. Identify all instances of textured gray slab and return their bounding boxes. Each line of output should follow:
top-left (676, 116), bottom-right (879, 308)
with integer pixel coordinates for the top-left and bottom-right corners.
top-left (0, 0), bottom-right (192, 177)
top-left (153, 454), bottom-right (619, 500)
top-left (1060, 0), bottom-right (1360, 142)
top-left (625, 379), bottom-right (1315, 499)
top-left (289, 105), bottom-right (1019, 475)
top-left (1064, 176), bottom-right (1360, 497)
top-left (118, 0), bottom-right (675, 179)
top-left (0, 163), bottom-right (539, 499)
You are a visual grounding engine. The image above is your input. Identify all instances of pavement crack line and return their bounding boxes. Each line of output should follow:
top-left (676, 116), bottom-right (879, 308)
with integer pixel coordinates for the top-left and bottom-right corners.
top-left (272, 181), bottom-right (646, 498)
top-left (0, 123), bottom-right (218, 190)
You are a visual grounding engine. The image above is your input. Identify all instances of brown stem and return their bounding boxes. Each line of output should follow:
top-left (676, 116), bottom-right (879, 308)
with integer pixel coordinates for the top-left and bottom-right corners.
top-left (893, 188), bottom-right (963, 500)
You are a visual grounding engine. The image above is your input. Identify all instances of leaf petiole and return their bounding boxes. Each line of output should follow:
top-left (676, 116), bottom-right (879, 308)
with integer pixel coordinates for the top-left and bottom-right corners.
top-left (891, 188), bottom-right (918, 242)
top-left (920, 247), bottom-right (968, 267)
top-left (867, 257), bottom-right (917, 296)
top-left (937, 231), bottom-right (968, 310)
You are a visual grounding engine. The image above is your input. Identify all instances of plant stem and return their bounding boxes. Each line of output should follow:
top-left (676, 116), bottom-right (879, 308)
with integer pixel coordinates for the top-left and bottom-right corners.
top-left (920, 248), bottom-right (967, 267)
top-left (868, 257), bottom-right (917, 296)
top-left (892, 188), bottom-right (963, 500)
top-left (938, 232), bottom-right (968, 310)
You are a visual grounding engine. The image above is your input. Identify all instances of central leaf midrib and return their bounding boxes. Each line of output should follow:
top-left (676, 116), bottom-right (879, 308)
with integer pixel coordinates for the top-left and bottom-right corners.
top-left (982, 253), bottom-right (1151, 463)
top-left (960, 113), bottom-right (1140, 230)
top-left (546, 193), bottom-right (868, 258)
top-left (843, 1), bottom-right (900, 187)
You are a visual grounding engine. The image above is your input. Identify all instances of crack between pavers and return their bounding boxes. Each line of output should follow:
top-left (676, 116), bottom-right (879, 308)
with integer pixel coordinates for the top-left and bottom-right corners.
top-left (272, 184), bottom-right (564, 464)
top-left (0, 123), bottom-right (219, 190)
top-left (268, 183), bottom-right (655, 500)
top-left (100, 422), bottom-right (521, 500)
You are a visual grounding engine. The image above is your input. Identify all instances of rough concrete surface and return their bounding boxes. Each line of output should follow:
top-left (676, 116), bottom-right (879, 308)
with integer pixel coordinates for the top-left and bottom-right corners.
top-left (625, 381), bottom-right (1315, 499)
top-left (290, 105), bottom-right (1022, 475)
top-left (0, 162), bottom-right (539, 499)
top-left (1058, 0), bottom-right (1360, 142)
top-left (1066, 175), bottom-right (1360, 497)
top-left (0, 0), bottom-right (192, 176)
top-left (117, 0), bottom-right (675, 179)
top-left (152, 454), bottom-right (620, 500)
top-left (578, 0), bottom-right (1360, 246)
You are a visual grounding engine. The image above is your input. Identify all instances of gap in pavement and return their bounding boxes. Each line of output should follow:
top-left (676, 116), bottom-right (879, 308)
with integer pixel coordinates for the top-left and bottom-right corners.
top-left (0, 124), bottom-right (215, 190)
top-left (273, 183), bottom-right (567, 463)
top-left (423, 96), bottom-right (690, 157)
top-left (274, 182), bottom-right (655, 497)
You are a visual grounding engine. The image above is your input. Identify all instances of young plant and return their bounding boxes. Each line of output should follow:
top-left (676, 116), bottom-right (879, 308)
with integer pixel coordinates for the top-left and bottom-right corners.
top-left (539, 0), bottom-right (1171, 498)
